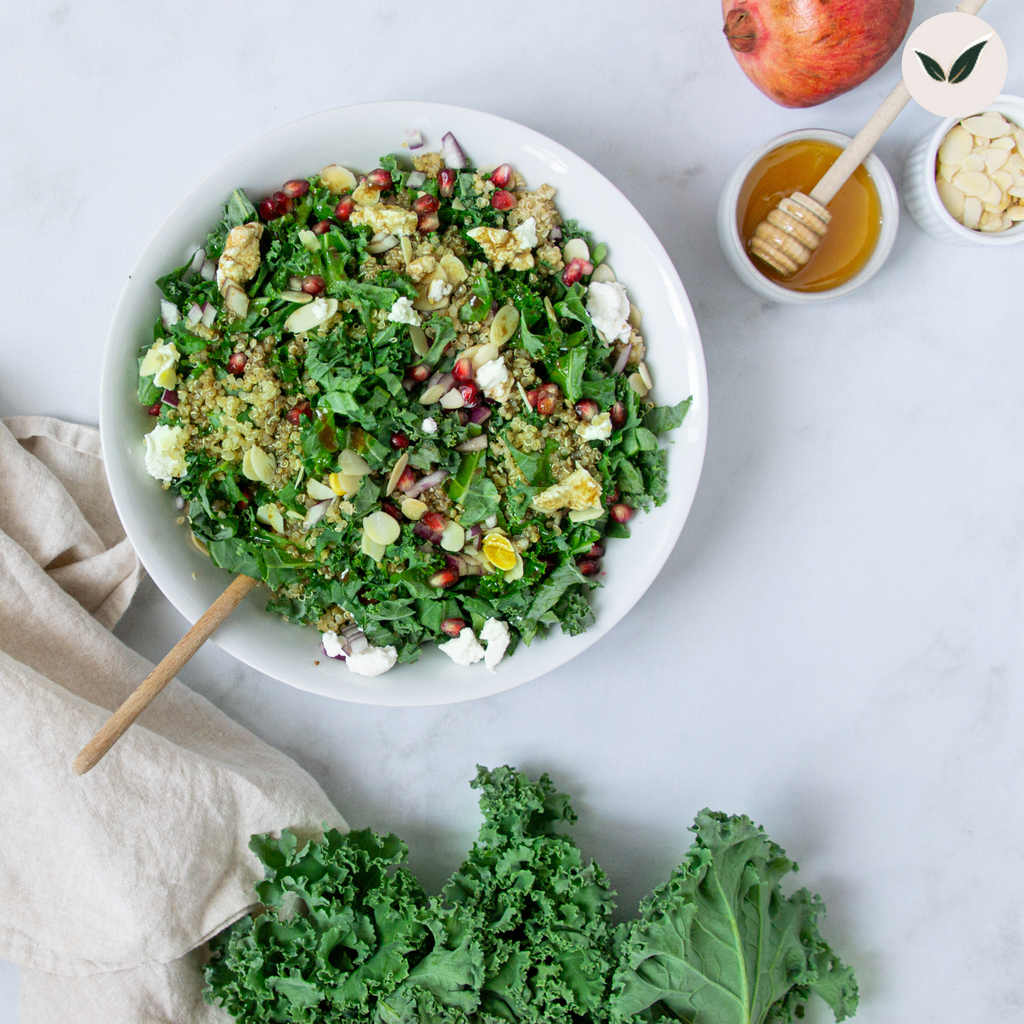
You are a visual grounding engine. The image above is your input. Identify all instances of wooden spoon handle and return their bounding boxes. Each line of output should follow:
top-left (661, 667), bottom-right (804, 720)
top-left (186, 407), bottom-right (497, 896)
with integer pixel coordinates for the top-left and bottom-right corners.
top-left (808, 0), bottom-right (989, 207)
top-left (72, 573), bottom-right (259, 776)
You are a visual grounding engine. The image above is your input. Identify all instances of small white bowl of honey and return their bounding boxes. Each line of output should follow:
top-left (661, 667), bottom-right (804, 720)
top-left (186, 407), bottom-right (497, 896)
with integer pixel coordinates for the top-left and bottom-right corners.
top-left (718, 129), bottom-right (899, 304)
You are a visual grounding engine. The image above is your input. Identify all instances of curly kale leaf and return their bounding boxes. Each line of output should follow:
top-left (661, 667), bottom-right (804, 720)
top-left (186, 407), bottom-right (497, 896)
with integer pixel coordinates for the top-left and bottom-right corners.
top-left (610, 811), bottom-right (859, 1024)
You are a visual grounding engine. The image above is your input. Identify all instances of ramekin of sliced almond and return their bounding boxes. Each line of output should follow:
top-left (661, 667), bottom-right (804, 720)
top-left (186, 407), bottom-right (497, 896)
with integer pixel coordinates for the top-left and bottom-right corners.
top-left (935, 112), bottom-right (1024, 234)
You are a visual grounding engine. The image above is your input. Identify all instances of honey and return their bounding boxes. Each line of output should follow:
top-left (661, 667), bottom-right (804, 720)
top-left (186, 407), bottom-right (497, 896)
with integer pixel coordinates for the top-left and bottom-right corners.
top-left (739, 139), bottom-right (882, 293)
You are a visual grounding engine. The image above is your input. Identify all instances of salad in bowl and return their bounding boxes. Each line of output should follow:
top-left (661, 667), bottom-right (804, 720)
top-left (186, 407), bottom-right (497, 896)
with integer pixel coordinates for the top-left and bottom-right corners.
top-left (136, 131), bottom-right (691, 679)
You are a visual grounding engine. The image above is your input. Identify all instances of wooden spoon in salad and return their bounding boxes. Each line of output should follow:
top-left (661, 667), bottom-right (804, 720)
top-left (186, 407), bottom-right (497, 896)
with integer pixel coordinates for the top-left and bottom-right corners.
top-left (72, 573), bottom-right (258, 776)
top-left (750, 0), bottom-right (989, 277)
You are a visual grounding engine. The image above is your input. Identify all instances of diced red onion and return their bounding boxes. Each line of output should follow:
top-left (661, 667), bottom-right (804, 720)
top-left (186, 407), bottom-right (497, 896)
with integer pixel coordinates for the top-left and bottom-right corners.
top-left (414, 521), bottom-right (444, 545)
top-left (406, 468), bottom-right (449, 498)
top-left (436, 372), bottom-right (454, 394)
top-left (200, 260), bottom-right (217, 281)
top-left (455, 435), bottom-right (488, 453)
top-left (549, 225), bottom-right (562, 242)
top-left (426, 370), bottom-right (444, 390)
top-left (186, 302), bottom-right (202, 326)
top-left (200, 302), bottom-right (216, 328)
top-left (161, 389), bottom-right (179, 407)
top-left (466, 524), bottom-right (482, 539)
top-left (469, 405), bottom-right (491, 425)
top-left (405, 129), bottom-right (424, 150)
top-left (441, 132), bottom-right (467, 169)
top-left (321, 639), bottom-right (345, 661)
top-left (445, 553), bottom-right (469, 576)
top-left (406, 170), bottom-right (426, 188)
top-left (612, 343), bottom-right (632, 376)
top-left (188, 248), bottom-right (207, 277)
top-left (160, 300), bottom-right (180, 330)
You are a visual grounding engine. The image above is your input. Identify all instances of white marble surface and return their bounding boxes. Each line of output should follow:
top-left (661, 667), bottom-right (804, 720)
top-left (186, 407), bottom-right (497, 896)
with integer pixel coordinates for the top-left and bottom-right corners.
top-left (3, 1), bottom-right (1023, 1021)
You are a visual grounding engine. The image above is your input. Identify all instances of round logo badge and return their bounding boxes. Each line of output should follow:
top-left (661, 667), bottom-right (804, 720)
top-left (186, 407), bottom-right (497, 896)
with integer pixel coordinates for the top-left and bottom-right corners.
top-left (902, 13), bottom-right (1007, 117)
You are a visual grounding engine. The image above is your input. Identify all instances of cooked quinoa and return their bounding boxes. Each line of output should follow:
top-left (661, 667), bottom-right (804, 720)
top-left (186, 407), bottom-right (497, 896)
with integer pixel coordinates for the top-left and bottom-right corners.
top-left (137, 137), bottom-right (691, 668)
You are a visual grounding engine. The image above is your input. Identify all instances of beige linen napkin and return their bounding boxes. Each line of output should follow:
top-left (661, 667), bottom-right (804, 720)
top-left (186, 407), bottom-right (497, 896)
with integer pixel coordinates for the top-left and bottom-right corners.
top-left (0, 416), bottom-right (346, 1022)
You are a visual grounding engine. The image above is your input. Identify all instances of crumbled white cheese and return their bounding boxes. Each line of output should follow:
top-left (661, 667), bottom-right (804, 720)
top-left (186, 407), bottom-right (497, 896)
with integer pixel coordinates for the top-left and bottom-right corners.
top-left (143, 424), bottom-right (187, 481)
top-left (512, 216), bottom-right (538, 251)
top-left (421, 417), bottom-right (438, 433)
top-left (439, 627), bottom-right (485, 666)
top-left (347, 644), bottom-right (398, 677)
top-left (479, 618), bottom-right (510, 673)
top-left (388, 296), bottom-right (421, 326)
top-left (321, 631), bottom-right (346, 659)
top-left (428, 277), bottom-right (452, 303)
top-left (139, 340), bottom-right (180, 390)
top-left (578, 411), bottom-right (612, 442)
top-left (474, 357), bottom-right (510, 402)
top-left (586, 281), bottom-right (632, 345)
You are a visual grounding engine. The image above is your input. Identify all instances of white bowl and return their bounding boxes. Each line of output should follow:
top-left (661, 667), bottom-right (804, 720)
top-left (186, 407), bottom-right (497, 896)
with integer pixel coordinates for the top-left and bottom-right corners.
top-left (904, 94), bottom-right (1024, 246)
top-left (717, 128), bottom-right (899, 304)
top-left (99, 101), bottom-right (709, 707)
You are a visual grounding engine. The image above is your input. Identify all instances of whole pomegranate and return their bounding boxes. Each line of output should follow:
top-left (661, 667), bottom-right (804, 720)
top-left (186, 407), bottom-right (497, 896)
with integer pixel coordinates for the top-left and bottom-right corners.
top-left (723, 0), bottom-right (915, 108)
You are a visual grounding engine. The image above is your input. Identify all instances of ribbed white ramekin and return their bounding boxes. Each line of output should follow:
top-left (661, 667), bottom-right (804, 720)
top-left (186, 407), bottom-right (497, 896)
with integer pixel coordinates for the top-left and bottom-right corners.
top-left (904, 94), bottom-right (1024, 247)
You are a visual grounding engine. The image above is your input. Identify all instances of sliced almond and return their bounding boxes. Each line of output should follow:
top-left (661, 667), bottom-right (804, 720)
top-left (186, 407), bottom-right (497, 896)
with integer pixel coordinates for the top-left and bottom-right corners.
top-left (981, 179), bottom-right (1004, 207)
top-left (938, 125), bottom-right (974, 164)
top-left (590, 263), bottom-right (616, 283)
top-left (952, 171), bottom-right (992, 198)
top-left (961, 153), bottom-right (986, 173)
top-left (993, 170), bottom-right (1014, 192)
top-left (980, 214), bottom-right (1005, 232)
top-left (222, 281), bottom-right (249, 318)
top-left (284, 297), bottom-right (338, 334)
top-left (400, 235), bottom-right (414, 265)
top-left (307, 478), bottom-right (336, 501)
top-left (400, 498), bottom-right (428, 521)
top-left (386, 453), bottom-right (409, 497)
top-left (628, 303), bottom-right (643, 330)
top-left (320, 164), bottom-right (357, 194)
top-left (568, 506), bottom-right (604, 524)
top-left (961, 115), bottom-right (1013, 139)
top-left (471, 342), bottom-right (499, 369)
top-left (279, 289), bottom-right (313, 303)
top-left (363, 511), bottom-right (400, 546)
top-left (298, 229), bottom-right (320, 253)
top-left (409, 324), bottom-right (430, 356)
top-left (419, 384), bottom-right (446, 405)
top-left (984, 149), bottom-right (1010, 173)
top-left (439, 521), bottom-right (466, 552)
top-left (242, 446), bottom-right (276, 484)
top-left (329, 471), bottom-right (361, 496)
top-left (439, 252), bottom-right (468, 285)
top-left (489, 304), bottom-right (520, 347)
top-left (628, 371), bottom-right (649, 398)
top-left (562, 237), bottom-right (590, 263)
top-left (963, 196), bottom-right (983, 230)
top-left (256, 504), bottom-right (285, 534)
top-left (937, 162), bottom-right (957, 184)
top-left (1008, 187), bottom-right (1024, 199)
top-left (1001, 213), bottom-right (1014, 230)
top-left (360, 530), bottom-right (386, 562)
top-left (412, 268), bottom-right (451, 311)
top-left (1006, 206), bottom-right (1024, 221)
top-left (936, 178), bottom-right (966, 218)
top-left (638, 361), bottom-right (653, 389)
top-left (339, 448), bottom-right (370, 476)
top-left (992, 137), bottom-right (1017, 151)
top-left (439, 389), bottom-right (465, 409)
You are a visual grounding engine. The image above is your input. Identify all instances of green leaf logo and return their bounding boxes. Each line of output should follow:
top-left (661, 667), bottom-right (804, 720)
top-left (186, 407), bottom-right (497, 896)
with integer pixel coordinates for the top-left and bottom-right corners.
top-left (949, 36), bottom-right (991, 83)
top-left (914, 34), bottom-right (993, 85)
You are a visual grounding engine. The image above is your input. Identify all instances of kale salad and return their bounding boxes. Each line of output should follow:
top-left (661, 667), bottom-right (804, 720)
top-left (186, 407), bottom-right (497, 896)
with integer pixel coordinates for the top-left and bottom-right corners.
top-left (137, 132), bottom-right (691, 677)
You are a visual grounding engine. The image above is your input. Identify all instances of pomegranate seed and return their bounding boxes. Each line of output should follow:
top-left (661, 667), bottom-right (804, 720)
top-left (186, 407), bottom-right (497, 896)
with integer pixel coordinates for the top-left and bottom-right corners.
top-left (588, 543), bottom-right (605, 559)
top-left (407, 363), bottom-right (430, 383)
top-left (490, 163), bottom-right (513, 187)
top-left (311, 219), bottom-right (332, 235)
top-left (536, 385), bottom-right (560, 416)
top-left (491, 189), bottom-right (517, 210)
top-left (561, 257), bottom-right (595, 287)
top-left (301, 274), bottom-right (325, 296)
top-left (438, 168), bottom-right (456, 197)
top-left (281, 179), bottom-right (309, 198)
top-left (441, 617), bottom-right (466, 637)
top-left (577, 558), bottom-right (602, 577)
top-left (610, 503), bottom-right (634, 524)
top-left (391, 431), bottom-right (409, 449)
top-left (452, 357), bottom-right (474, 383)
top-left (227, 353), bottom-right (248, 376)
top-left (525, 389), bottom-right (539, 409)
top-left (259, 196), bottom-right (281, 220)
top-left (272, 191), bottom-right (294, 215)
top-left (413, 193), bottom-right (440, 213)
top-left (335, 196), bottom-right (355, 221)
top-left (367, 168), bottom-right (393, 190)
top-left (429, 568), bottom-right (459, 589)
top-left (574, 399), bottom-right (599, 421)
top-left (459, 383), bottom-right (479, 408)
top-left (286, 400), bottom-right (312, 425)
top-left (610, 401), bottom-right (626, 429)
top-left (381, 501), bottom-right (403, 521)
top-left (422, 511), bottom-right (447, 533)
top-left (417, 211), bottom-right (440, 233)
top-left (606, 487), bottom-right (620, 505)
top-left (147, 400), bottom-right (162, 416)
top-left (396, 467), bottom-right (417, 492)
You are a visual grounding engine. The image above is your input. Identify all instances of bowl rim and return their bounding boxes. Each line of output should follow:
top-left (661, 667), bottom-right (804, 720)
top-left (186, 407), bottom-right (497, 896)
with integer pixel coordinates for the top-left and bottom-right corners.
top-left (718, 127), bottom-right (899, 304)
top-left (98, 100), bottom-right (710, 706)
top-left (916, 93), bottom-right (1024, 246)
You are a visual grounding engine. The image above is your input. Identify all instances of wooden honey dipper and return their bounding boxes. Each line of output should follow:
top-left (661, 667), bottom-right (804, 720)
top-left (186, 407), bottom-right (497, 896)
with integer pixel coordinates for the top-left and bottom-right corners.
top-left (751, 0), bottom-right (989, 276)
